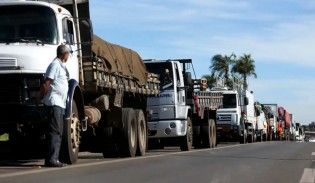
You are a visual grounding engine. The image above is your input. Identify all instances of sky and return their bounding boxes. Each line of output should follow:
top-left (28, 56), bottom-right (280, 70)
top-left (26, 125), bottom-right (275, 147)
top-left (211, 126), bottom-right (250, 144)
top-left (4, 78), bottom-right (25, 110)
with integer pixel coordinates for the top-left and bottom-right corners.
top-left (89, 0), bottom-right (315, 124)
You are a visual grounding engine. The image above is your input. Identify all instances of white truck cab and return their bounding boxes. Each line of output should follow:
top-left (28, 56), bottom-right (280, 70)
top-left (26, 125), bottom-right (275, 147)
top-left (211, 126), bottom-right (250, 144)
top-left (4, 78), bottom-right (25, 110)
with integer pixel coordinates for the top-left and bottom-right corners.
top-left (215, 88), bottom-right (256, 143)
top-left (145, 60), bottom-right (189, 138)
top-left (0, 1), bottom-right (79, 80)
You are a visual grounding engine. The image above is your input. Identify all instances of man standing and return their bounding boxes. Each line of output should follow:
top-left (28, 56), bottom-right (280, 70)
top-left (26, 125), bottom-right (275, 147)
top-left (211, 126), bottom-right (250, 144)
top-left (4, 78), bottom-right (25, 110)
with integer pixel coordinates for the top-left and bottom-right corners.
top-left (38, 45), bottom-right (70, 167)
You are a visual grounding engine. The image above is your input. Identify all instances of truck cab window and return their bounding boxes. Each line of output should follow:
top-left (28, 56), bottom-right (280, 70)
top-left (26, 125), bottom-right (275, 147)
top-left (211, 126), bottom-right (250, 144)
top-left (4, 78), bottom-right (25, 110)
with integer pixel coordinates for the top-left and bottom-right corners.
top-left (145, 62), bottom-right (174, 90)
top-left (62, 19), bottom-right (74, 45)
top-left (0, 5), bottom-right (58, 44)
top-left (223, 94), bottom-right (237, 108)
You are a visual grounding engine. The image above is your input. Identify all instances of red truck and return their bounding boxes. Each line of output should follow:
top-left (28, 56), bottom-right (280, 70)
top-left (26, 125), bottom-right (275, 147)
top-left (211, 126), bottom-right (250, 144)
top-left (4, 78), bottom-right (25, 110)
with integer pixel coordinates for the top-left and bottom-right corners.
top-left (278, 107), bottom-right (290, 140)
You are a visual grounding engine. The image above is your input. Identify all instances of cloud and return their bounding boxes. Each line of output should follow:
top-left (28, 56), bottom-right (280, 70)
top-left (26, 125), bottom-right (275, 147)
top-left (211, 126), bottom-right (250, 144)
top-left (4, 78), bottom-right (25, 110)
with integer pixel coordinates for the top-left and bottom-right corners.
top-left (250, 78), bottom-right (315, 124)
top-left (89, 0), bottom-right (315, 123)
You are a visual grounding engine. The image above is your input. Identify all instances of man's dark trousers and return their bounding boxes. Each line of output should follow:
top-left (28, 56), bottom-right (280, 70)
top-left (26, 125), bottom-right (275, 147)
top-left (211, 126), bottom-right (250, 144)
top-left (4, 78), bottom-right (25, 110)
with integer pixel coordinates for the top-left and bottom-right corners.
top-left (46, 105), bottom-right (64, 163)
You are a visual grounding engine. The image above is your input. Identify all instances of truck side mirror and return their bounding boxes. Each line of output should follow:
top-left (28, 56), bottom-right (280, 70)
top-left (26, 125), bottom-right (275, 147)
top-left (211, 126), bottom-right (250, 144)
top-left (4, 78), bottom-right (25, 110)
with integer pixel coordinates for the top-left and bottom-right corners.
top-left (79, 19), bottom-right (93, 57)
top-left (79, 19), bottom-right (93, 44)
top-left (244, 97), bottom-right (249, 106)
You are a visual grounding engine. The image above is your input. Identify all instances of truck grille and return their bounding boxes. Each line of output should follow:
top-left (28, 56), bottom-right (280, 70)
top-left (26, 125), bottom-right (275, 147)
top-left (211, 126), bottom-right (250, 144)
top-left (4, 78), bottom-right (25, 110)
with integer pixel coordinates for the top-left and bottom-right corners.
top-left (219, 114), bottom-right (232, 121)
top-left (0, 76), bottom-right (22, 104)
top-left (0, 58), bottom-right (17, 67)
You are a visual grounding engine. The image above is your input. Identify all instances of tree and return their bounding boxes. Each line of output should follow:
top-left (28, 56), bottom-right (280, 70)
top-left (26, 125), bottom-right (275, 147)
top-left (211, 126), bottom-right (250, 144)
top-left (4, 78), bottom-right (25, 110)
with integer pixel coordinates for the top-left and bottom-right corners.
top-left (202, 74), bottom-right (217, 89)
top-left (231, 54), bottom-right (257, 90)
top-left (231, 73), bottom-right (244, 90)
top-left (210, 53), bottom-right (236, 88)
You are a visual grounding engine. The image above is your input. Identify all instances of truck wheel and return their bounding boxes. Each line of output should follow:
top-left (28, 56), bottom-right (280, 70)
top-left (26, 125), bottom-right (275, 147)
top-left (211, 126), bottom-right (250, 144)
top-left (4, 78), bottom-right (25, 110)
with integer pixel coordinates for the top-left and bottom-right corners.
top-left (134, 109), bottom-right (146, 156)
top-left (180, 117), bottom-right (193, 151)
top-left (272, 133), bottom-right (275, 141)
top-left (118, 108), bottom-right (137, 157)
top-left (263, 133), bottom-right (267, 141)
top-left (202, 119), bottom-right (213, 148)
top-left (258, 131), bottom-right (262, 142)
top-left (101, 127), bottom-right (118, 158)
top-left (60, 100), bottom-right (80, 164)
top-left (248, 133), bottom-right (253, 143)
top-left (193, 126), bottom-right (202, 149)
top-left (211, 120), bottom-right (216, 148)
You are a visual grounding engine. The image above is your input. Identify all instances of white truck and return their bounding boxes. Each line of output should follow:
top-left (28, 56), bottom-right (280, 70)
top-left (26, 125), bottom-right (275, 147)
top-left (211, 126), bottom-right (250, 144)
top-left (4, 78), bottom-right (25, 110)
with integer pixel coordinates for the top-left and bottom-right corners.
top-left (0, 0), bottom-right (160, 163)
top-left (254, 102), bottom-right (267, 142)
top-left (290, 114), bottom-right (296, 141)
top-left (295, 123), bottom-right (304, 141)
top-left (215, 88), bottom-right (256, 144)
top-left (262, 104), bottom-right (278, 140)
top-left (144, 59), bottom-right (223, 150)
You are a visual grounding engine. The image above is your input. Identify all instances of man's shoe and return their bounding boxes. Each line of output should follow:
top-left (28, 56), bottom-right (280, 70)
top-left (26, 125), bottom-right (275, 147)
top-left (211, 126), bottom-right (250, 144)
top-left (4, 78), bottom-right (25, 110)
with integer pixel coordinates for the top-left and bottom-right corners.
top-left (45, 160), bottom-right (67, 168)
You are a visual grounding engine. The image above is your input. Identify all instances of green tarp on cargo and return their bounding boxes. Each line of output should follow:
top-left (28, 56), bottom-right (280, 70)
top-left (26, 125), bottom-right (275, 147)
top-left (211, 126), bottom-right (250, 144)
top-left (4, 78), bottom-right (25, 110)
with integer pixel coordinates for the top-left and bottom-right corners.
top-left (92, 35), bottom-right (148, 86)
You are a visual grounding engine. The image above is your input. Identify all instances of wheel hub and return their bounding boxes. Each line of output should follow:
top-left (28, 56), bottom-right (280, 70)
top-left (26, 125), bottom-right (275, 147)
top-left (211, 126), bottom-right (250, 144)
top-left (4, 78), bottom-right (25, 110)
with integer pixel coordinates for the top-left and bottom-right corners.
top-left (71, 113), bottom-right (80, 152)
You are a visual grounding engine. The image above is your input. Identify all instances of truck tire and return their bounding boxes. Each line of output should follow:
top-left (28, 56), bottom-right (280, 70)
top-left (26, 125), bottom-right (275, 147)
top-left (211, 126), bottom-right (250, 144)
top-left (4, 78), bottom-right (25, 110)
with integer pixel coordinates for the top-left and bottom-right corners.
top-left (202, 119), bottom-right (213, 148)
top-left (258, 131), bottom-right (262, 142)
top-left (134, 109), bottom-right (147, 156)
top-left (239, 130), bottom-right (247, 144)
top-left (263, 133), bottom-right (267, 141)
top-left (180, 117), bottom-right (193, 151)
top-left (193, 126), bottom-right (202, 149)
top-left (272, 133), bottom-right (276, 141)
top-left (118, 108), bottom-right (137, 157)
top-left (101, 127), bottom-right (118, 158)
top-left (211, 120), bottom-right (216, 148)
top-left (248, 133), bottom-right (253, 143)
top-left (60, 100), bottom-right (80, 164)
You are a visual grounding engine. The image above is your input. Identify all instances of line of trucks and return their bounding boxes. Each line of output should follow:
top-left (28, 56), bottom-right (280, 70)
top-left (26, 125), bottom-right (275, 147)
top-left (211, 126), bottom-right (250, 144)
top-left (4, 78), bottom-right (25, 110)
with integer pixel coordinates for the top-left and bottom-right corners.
top-left (0, 0), bottom-right (303, 164)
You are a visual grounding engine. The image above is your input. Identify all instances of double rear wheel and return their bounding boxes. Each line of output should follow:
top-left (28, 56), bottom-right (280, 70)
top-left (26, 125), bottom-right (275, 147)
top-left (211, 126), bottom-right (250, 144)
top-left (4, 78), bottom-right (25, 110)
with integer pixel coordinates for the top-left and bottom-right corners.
top-left (101, 108), bottom-right (147, 158)
top-left (201, 119), bottom-right (216, 148)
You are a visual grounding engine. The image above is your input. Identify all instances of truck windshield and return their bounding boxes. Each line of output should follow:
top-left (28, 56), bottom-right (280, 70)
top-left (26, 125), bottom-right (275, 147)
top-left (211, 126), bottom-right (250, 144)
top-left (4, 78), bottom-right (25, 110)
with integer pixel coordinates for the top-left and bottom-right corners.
top-left (0, 5), bottom-right (58, 44)
top-left (223, 94), bottom-right (237, 108)
top-left (145, 62), bottom-right (174, 90)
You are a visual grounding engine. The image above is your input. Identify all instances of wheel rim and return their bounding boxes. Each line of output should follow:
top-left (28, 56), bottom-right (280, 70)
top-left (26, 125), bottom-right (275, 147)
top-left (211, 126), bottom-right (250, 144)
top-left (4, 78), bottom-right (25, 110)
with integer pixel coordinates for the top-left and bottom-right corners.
top-left (188, 121), bottom-right (193, 143)
top-left (130, 119), bottom-right (136, 148)
top-left (139, 119), bottom-right (145, 148)
top-left (71, 113), bottom-right (80, 152)
top-left (213, 123), bottom-right (216, 146)
top-left (209, 120), bottom-right (212, 147)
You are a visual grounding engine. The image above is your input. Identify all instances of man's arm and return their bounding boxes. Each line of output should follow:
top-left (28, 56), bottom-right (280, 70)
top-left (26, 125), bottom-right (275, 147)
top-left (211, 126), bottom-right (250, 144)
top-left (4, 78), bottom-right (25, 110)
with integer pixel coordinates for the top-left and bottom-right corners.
top-left (36, 78), bottom-right (52, 104)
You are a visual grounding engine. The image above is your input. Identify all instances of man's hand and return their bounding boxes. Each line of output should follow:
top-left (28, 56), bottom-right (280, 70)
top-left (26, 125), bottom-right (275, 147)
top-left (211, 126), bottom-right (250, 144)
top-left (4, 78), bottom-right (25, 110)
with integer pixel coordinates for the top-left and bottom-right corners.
top-left (36, 79), bottom-right (52, 106)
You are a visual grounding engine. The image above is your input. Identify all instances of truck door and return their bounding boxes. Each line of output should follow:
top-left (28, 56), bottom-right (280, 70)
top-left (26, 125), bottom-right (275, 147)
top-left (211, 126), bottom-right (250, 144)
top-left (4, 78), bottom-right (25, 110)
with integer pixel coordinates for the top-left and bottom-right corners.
top-left (174, 63), bottom-right (186, 119)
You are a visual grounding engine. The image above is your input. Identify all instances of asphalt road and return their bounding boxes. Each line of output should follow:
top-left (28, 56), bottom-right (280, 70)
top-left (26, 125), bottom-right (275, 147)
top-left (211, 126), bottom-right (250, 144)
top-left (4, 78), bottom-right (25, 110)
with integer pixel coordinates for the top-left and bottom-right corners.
top-left (0, 141), bottom-right (314, 183)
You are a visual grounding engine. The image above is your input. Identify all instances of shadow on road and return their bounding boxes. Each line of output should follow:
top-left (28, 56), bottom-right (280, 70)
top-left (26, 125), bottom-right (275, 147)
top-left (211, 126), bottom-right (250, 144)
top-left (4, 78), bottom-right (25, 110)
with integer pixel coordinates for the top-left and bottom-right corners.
top-left (175, 154), bottom-right (312, 161)
top-left (0, 159), bottom-right (42, 168)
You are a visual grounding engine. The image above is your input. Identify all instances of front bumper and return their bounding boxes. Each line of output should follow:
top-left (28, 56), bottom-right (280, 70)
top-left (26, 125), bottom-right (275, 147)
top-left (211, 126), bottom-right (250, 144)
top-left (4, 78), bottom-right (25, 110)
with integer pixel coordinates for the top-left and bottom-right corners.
top-left (148, 119), bottom-right (187, 138)
top-left (217, 125), bottom-right (240, 138)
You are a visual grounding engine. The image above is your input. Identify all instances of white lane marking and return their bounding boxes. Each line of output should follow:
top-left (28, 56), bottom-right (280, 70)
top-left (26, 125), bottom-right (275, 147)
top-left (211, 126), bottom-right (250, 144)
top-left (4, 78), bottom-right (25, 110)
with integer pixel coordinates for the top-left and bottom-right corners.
top-left (311, 152), bottom-right (315, 156)
top-left (299, 168), bottom-right (315, 183)
top-left (0, 144), bottom-right (244, 178)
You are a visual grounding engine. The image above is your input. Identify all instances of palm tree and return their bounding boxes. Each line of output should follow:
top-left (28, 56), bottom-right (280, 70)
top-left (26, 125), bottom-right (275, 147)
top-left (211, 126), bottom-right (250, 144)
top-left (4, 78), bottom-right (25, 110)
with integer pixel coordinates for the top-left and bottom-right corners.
top-left (202, 74), bottom-right (217, 89)
top-left (210, 53), bottom-right (236, 80)
top-left (231, 73), bottom-right (244, 90)
top-left (210, 53), bottom-right (236, 88)
top-left (231, 54), bottom-right (257, 90)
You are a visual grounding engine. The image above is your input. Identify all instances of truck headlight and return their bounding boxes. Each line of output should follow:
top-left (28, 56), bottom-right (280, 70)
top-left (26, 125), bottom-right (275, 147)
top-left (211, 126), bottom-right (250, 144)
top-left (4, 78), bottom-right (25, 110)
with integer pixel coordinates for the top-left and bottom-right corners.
top-left (162, 106), bottom-right (174, 112)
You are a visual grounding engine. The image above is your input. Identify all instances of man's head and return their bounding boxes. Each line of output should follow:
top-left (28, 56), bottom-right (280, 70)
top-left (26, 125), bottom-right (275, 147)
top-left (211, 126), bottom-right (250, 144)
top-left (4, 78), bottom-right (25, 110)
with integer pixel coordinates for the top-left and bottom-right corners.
top-left (57, 45), bottom-right (71, 62)
top-left (165, 69), bottom-right (170, 75)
